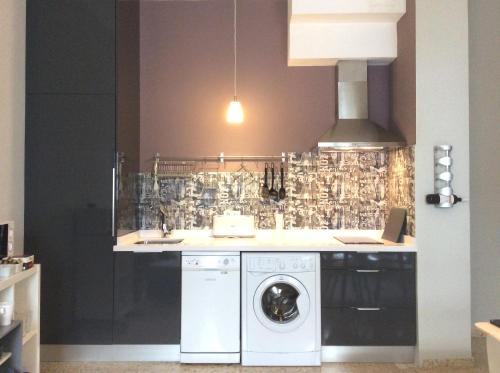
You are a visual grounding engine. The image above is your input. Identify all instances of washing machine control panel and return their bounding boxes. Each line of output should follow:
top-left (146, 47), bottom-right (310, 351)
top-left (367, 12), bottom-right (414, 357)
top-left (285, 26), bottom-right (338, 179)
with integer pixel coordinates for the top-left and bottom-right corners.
top-left (248, 255), bottom-right (315, 272)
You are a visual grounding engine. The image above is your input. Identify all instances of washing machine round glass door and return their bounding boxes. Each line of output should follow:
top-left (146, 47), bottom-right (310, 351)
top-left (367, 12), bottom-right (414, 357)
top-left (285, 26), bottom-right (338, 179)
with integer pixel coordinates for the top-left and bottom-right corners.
top-left (253, 274), bottom-right (310, 333)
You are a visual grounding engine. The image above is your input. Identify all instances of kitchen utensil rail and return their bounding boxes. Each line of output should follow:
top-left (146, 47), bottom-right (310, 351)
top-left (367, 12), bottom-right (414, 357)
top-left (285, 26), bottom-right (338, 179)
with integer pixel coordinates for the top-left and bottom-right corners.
top-left (151, 152), bottom-right (287, 163)
top-left (151, 153), bottom-right (288, 177)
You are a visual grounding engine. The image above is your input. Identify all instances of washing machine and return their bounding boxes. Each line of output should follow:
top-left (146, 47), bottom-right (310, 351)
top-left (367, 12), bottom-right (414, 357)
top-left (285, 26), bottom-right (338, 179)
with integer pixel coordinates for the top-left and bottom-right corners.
top-left (242, 252), bottom-right (321, 366)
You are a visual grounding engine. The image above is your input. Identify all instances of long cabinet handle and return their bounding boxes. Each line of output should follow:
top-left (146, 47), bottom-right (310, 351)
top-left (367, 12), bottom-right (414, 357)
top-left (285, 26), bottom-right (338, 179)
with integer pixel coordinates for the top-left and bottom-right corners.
top-left (355, 269), bottom-right (381, 273)
top-left (112, 167), bottom-right (116, 236)
top-left (350, 307), bottom-right (382, 311)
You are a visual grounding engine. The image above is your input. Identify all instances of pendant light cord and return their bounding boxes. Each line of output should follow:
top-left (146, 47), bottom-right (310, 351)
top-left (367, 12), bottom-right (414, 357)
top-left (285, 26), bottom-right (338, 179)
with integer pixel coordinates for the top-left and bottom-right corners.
top-left (233, 0), bottom-right (237, 99)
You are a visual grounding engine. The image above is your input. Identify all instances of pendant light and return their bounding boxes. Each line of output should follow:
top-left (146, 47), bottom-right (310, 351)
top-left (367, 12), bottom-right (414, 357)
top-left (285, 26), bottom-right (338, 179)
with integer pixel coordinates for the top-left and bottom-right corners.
top-left (226, 0), bottom-right (244, 125)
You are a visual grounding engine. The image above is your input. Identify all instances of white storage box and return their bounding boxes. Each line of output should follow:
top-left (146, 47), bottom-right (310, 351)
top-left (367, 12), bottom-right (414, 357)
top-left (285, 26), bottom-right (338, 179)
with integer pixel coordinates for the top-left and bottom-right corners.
top-left (212, 215), bottom-right (255, 238)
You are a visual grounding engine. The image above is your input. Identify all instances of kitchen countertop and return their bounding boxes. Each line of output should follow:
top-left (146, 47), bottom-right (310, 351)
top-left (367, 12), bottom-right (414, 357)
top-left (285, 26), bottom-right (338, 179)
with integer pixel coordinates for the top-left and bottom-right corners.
top-left (114, 229), bottom-right (416, 253)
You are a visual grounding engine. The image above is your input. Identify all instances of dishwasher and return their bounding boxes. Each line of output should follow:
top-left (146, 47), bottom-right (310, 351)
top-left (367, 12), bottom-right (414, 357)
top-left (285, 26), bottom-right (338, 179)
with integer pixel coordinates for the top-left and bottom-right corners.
top-left (181, 252), bottom-right (240, 364)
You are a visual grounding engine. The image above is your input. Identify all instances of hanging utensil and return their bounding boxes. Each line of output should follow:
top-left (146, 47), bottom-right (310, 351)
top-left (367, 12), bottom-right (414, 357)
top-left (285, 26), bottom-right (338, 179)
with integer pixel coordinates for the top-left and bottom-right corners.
top-left (279, 162), bottom-right (286, 200)
top-left (269, 163), bottom-right (279, 202)
top-left (261, 163), bottom-right (270, 199)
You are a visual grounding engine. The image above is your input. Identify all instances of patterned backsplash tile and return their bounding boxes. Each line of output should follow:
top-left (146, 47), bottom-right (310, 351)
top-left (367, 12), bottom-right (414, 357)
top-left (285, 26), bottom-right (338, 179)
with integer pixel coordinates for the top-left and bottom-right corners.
top-left (117, 149), bottom-right (415, 236)
top-left (387, 146), bottom-right (415, 236)
top-left (285, 152), bottom-right (387, 230)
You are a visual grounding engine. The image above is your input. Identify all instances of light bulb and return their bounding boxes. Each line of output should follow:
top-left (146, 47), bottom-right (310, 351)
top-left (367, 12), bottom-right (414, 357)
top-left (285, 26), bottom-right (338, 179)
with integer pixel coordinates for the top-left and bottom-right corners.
top-left (226, 98), bottom-right (244, 124)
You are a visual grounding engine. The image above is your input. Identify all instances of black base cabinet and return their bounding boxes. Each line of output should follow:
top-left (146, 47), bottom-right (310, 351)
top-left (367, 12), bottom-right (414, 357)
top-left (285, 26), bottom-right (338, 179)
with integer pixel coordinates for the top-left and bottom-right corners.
top-left (321, 252), bottom-right (416, 346)
top-left (113, 252), bottom-right (181, 344)
top-left (322, 307), bottom-right (416, 346)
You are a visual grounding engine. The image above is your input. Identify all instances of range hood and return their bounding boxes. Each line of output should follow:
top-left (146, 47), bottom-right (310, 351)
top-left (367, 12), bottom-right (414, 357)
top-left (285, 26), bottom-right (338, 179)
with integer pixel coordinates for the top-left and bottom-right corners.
top-left (317, 60), bottom-right (405, 150)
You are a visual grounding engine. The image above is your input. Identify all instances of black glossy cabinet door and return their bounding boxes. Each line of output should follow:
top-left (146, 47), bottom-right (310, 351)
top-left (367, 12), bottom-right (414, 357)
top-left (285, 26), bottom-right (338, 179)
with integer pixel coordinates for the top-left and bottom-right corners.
top-left (25, 94), bottom-right (115, 343)
top-left (321, 269), bottom-right (416, 308)
top-left (26, 0), bottom-right (115, 94)
top-left (321, 252), bottom-right (416, 346)
top-left (113, 252), bottom-right (181, 344)
top-left (321, 252), bottom-right (415, 270)
top-left (322, 307), bottom-right (416, 346)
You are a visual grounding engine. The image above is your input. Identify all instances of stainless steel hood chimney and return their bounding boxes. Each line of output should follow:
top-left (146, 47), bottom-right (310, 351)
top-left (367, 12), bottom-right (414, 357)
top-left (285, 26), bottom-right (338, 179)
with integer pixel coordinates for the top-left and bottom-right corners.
top-left (317, 60), bottom-right (405, 150)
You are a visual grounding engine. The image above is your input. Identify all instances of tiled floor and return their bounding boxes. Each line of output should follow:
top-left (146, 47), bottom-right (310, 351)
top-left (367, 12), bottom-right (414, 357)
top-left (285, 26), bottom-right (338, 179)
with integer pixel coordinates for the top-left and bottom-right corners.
top-left (38, 363), bottom-right (487, 373)
top-left (40, 338), bottom-right (489, 373)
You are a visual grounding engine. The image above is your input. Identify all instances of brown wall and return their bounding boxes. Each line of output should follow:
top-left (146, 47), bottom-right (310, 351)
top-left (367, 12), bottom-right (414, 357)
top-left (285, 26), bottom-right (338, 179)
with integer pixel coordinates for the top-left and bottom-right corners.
top-left (139, 0), bottom-right (336, 167)
top-left (138, 0), bottom-right (414, 169)
top-left (391, 0), bottom-right (416, 144)
top-left (368, 65), bottom-right (391, 129)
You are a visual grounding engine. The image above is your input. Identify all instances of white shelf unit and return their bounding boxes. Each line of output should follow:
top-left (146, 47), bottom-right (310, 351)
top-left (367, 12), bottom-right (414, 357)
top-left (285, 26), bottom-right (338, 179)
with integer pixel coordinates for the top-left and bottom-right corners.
top-left (0, 265), bottom-right (40, 373)
top-left (0, 352), bottom-right (13, 366)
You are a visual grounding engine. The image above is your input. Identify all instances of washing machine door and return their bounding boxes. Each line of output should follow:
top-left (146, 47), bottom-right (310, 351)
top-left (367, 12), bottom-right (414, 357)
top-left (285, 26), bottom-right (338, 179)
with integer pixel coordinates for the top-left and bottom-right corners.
top-left (253, 274), bottom-right (310, 333)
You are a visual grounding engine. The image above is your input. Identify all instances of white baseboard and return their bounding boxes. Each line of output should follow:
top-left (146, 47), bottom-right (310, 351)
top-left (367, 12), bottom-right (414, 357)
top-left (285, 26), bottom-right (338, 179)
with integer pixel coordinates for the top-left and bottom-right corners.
top-left (41, 345), bottom-right (180, 362)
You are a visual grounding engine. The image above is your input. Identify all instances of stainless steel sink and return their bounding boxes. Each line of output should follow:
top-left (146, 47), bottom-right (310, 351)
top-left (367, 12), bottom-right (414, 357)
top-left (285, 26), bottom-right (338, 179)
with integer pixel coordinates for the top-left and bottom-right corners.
top-left (134, 238), bottom-right (184, 245)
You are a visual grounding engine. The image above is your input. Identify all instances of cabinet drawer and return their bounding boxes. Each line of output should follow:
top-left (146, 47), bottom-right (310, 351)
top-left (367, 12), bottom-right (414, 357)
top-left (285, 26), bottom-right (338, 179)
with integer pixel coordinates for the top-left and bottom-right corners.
top-left (321, 252), bottom-right (415, 271)
top-left (321, 269), bottom-right (416, 308)
top-left (322, 306), bottom-right (416, 346)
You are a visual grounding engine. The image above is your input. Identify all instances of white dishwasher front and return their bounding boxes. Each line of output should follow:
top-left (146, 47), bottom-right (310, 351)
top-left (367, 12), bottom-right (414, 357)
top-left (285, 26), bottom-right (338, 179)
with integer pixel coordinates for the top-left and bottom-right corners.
top-left (181, 252), bottom-right (240, 364)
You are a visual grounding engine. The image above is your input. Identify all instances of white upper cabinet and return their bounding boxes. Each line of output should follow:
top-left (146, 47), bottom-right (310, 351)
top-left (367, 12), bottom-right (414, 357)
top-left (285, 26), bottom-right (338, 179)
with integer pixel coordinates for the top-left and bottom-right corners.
top-left (288, 0), bottom-right (406, 66)
top-left (289, 0), bottom-right (406, 23)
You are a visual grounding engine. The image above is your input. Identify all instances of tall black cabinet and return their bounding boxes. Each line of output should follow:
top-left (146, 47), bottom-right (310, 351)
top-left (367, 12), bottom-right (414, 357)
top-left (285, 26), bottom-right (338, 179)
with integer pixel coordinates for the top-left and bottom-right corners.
top-left (25, 0), bottom-right (116, 344)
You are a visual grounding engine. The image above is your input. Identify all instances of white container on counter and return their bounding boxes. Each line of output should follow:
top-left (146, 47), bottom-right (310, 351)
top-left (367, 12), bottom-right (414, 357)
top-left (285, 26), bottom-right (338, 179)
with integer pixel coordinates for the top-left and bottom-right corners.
top-left (275, 213), bottom-right (284, 231)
